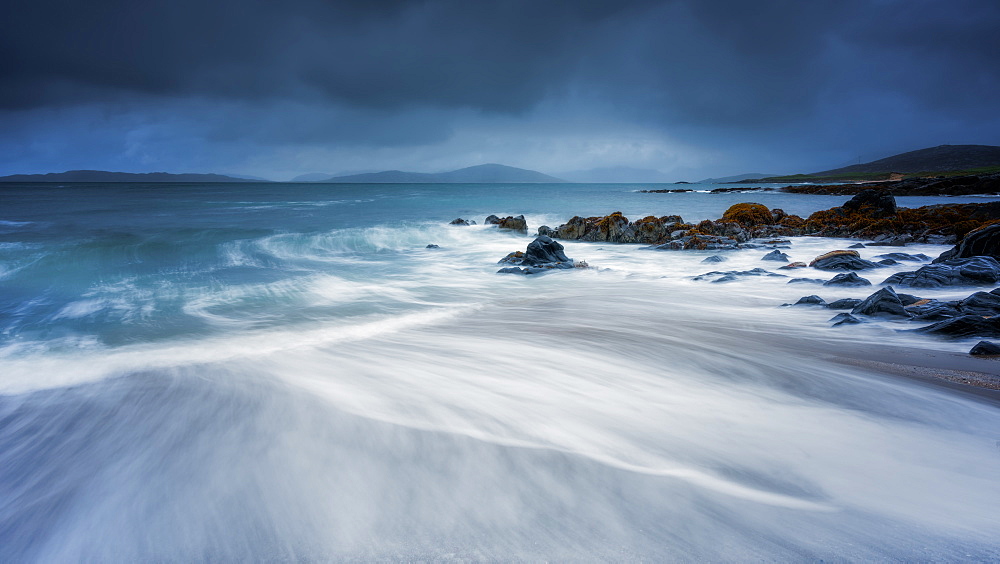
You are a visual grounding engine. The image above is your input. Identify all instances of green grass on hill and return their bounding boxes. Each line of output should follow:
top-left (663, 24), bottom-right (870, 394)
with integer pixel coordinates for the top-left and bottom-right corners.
top-left (759, 165), bottom-right (1000, 184)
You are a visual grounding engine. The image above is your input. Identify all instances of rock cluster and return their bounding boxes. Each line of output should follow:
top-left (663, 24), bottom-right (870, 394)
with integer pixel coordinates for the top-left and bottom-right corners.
top-left (496, 236), bottom-right (580, 275)
top-left (486, 214), bottom-right (528, 234)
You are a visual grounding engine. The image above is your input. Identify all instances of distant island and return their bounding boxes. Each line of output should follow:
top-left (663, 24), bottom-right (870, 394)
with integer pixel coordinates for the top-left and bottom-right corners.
top-left (300, 163), bottom-right (565, 183)
top-left (0, 170), bottom-right (258, 183)
top-left (746, 144), bottom-right (1000, 183)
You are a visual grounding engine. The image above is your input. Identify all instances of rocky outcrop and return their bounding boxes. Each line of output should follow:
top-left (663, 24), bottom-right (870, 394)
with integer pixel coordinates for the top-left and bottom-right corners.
top-left (809, 250), bottom-right (881, 271)
top-left (449, 218), bottom-right (476, 226)
top-left (486, 215), bottom-right (528, 233)
top-left (701, 255), bottom-right (728, 263)
top-left (914, 316), bottom-right (1000, 338)
top-left (882, 256), bottom-right (1000, 287)
top-left (970, 341), bottom-right (1000, 356)
top-left (934, 223), bottom-right (1000, 262)
top-left (840, 189), bottom-right (897, 218)
top-left (790, 295), bottom-right (825, 306)
top-left (497, 236), bottom-right (577, 275)
top-left (761, 250), bottom-right (790, 261)
top-left (826, 298), bottom-right (863, 309)
top-left (830, 313), bottom-right (863, 326)
top-left (551, 212), bottom-right (688, 244)
top-left (851, 287), bottom-right (910, 318)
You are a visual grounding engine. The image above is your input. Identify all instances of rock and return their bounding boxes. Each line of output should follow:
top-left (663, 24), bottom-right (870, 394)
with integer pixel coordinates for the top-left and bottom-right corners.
top-left (693, 268), bottom-right (787, 283)
top-left (495, 236), bottom-right (574, 275)
top-left (906, 299), bottom-right (962, 321)
top-left (873, 252), bottom-right (931, 262)
top-left (848, 243), bottom-right (866, 249)
top-left (851, 286), bottom-right (911, 318)
top-left (537, 225), bottom-right (556, 237)
top-left (484, 215), bottom-right (501, 225)
top-left (841, 189), bottom-right (897, 218)
top-left (551, 212), bottom-right (687, 244)
top-left (426, 244), bottom-right (440, 249)
top-left (809, 250), bottom-right (881, 271)
top-left (878, 259), bottom-right (898, 266)
top-left (778, 262), bottom-right (807, 269)
top-left (882, 256), bottom-right (1000, 287)
top-left (897, 294), bottom-right (922, 306)
top-left (787, 278), bottom-right (826, 284)
top-left (823, 272), bottom-right (871, 287)
top-left (826, 298), bottom-right (863, 309)
top-left (721, 203), bottom-right (773, 227)
top-left (914, 316), bottom-right (1000, 338)
top-left (761, 249), bottom-right (790, 262)
top-left (702, 255), bottom-right (728, 263)
top-left (958, 291), bottom-right (1000, 315)
top-left (793, 295), bottom-right (826, 305)
top-left (934, 223), bottom-right (1000, 262)
top-left (970, 341), bottom-right (1000, 356)
top-left (830, 313), bottom-right (863, 326)
top-left (866, 234), bottom-right (913, 247)
top-left (449, 218), bottom-right (475, 226)
top-left (651, 234), bottom-right (741, 251)
top-left (497, 215), bottom-right (528, 234)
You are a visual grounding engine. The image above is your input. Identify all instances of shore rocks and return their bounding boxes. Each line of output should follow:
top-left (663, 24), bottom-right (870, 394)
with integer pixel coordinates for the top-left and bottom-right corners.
top-left (809, 250), bottom-right (881, 271)
top-left (934, 223), bottom-right (1000, 262)
top-left (830, 313), bottom-right (863, 326)
top-left (970, 341), bottom-right (1000, 356)
top-left (851, 286), bottom-right (910, 318)
top-left (882, 256), bottom-right (1000, 287)
top-left (823, 272), bottom-right (871, 286)
top-left (486, 215), bottom-right (528, 233)
top-left (841, 189), bottom-right (897, 218)
top-left (826, 298), bottom-right (863, 309)
top-left (551, 212), bottom-right (689, 244)
top-left (496, 236), bottom-right (576, 275)
top-left (914, 316), bottom-right (1000, 338)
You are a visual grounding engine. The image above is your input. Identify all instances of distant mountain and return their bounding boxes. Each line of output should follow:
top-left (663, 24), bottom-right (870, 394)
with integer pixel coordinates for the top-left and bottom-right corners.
top-left (813, 144), bottom-right (1000, 176)
top-left (291, 172), bottom-right (336, 182)
top-left (324, 164), bottom-right (565, 183)
top-left (698, 173), bottom-right (775, 183)
top-left (0, 170), bottom-right (258, 182)
top-left (558, 166), bottom-right (672, 183)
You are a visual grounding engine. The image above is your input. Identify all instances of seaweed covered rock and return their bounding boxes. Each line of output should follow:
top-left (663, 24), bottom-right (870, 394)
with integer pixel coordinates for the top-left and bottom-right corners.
top-left (804, 198), bottom-right (1000, 242)
top-left (721, 203), bottom-right (772, 227)
top-left (552, 212), bottom-right (687, 244)
top-left (809, 250), bottom-right (881, 271)
top-left (823, 272), bottom-right (871, 287)
top-left (914, 316), bottom-right (1000, 338)
top-left (498, 215), bottom-right (528, 233)
top-left (934, 223), bottom-right (1000, 262)
top-left (851, 286), bottom-right (911, 318)
top-left (882, 256), bottom-right (1000, 287)
top-left (841, 189), bottom-right (897, 218)
top-left (496, 236), bottom-right (575, 275)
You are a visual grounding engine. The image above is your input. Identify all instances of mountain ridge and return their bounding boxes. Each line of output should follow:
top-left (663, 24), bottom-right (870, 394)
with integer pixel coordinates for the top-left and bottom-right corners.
top-left (0, 170), bottom-right (259, 183)
top-left (317, 163), bottom-right (565, 183)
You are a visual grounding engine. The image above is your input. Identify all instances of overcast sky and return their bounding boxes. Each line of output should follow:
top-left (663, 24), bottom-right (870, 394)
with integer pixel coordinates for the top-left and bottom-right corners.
top-left (2, 0), bottom-right (998, 180)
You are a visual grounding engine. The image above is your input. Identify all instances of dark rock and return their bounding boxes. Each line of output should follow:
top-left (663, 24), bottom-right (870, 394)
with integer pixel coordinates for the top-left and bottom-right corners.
top-left (497, 267), bottom-right (530, 275)
top-left (848, 243), bottom-right (866, 249)
top-left (823, 272), bottom-right (871, 287)
top-left (809, 250), bottom-right (881, 271)
top-left (425, 244), bottom-right (440, 249)
top-left (522, 235), bottom-right (571, 266)
top-left (826, 298), bottom-right (863, 309)
top-left (761, 249), bottom-right (790, 262)
top-left (874, 253), bottom-right (931, 262)
top-left (701, 255), bottom-right (728, 263)
top-left (449, 218), bottom-right (475, 226)
top-left (970, 341), bottom-right (1000, 356)
top-left (852, 286), bottom-right (911, 318)
top-left (693, 268), bottom-right (787, 283)
top-left (497, 251), bottom-right (525, 265)
top-left (841, 189), bottom-right (896, 218)
top-left (878, 259), bottom-right (898, 266)
top-left (830, 313), bottom-right (863, 326)
top-left (794, 295), bottom-right (826, 305)
top-left (537, 225), bottom-right (556, 237)
top-left (958, 291), bottom-right (1000, 315)
top-left (787, 278), bottom-right (826, 284)
top-left (882, 256), bottom-right (1000, 287)
top-left (934, 223), bottom-right (1000, 262)
top-left (484, 215), bottom-right (501, 225)
top-left (905, 299), bottom-right (962, 321)
top-left (866, 234), bottom-right (913, 247)
top-left (914, 316), bottom-right (1000, 338)
top-left (897, 294), bottom-right (922, 306)
top-left (497, 215), bottom-right (528, 234)
top-left (778, 262), bottom-right (807, 269)
top-left (652, 234), bottom-right (741, 251)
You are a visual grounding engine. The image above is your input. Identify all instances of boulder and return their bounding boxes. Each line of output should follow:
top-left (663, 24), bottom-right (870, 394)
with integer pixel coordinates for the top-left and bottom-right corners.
top-left (496, 236), bottom-right (575, 275)
top-left (848, 243), bottom-right (866, 249)
top-left (878, 259), bottom-right (898, 266)
top-left (425, 244), bottom-right (440, 249)
top-left (497, 215), bottom-right (528, 234)
top-left (809, 250), bottom-right (881, 271)
top-left (826, 298), bottom-right (863, 310)
top-left (830, 313), bottom-right (863, 326)
top-left (484, 215), bottom-right (501, 225)
top-left (881, 256), bottom-right (1000, 287)
top-left (897, 293), bottom-right (922, 306)
top-left (823, 272), bottom-right (871, 287)
top-left (841, 189), bottom-right (896, 218)
top-left (761, 250), bottom-right (790, 262)
top-left (873, 252), bottom-right (931, 262)
top-left (787, 278), bottom-right (826, 284)
top-left (914, 316), bottom-right (1000, 338)
top-left (934, 223), bottom-right (1000, 262)
top-left (970, 341), bottom-right (1000, 356)
top-left (537, 225), bottom-right (556, 237)
top-left (851, 286), bottom-right (911, 318)
top-left (721, 203), bottom-right (772, 227)
top-left (701, 255), bottom-right (728, 263)
top-left (905, 299), bottom-right (962, 321)
top-left (449, 218), bottom-right (475, 226)
top-left (693, 268), bottom-right (787, 283)
top-left (793, 295), bottom-right (826, 306)
top-left (958, 291), bottom-right (1000, 315)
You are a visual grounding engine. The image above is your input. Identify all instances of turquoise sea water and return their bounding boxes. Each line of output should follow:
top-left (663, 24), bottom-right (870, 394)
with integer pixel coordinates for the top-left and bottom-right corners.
top-left (1, 182), bottom-right (999, 560)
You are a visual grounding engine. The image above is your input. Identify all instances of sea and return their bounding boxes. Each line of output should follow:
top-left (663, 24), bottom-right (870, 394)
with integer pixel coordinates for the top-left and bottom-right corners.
top-left (1, 181), bottom-right (999, 561)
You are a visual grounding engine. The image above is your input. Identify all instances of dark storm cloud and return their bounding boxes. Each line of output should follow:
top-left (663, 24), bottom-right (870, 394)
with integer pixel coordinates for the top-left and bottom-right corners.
top-left (1, 0), bottom-right (998, 176)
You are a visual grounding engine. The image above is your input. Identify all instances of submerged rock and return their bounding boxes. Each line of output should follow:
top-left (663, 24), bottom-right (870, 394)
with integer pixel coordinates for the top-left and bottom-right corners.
top-left (882, 256), bottom-right (1000, 287)
top-left (830, 313), bottom-right (863, 326)
top-left (809, 250), bottom-right (881, 271)
top-left (970, 341), bottom-right (1000, 356)
top-left (778, 262), bottom-right (807, 269)
top-left (848, 243), bottom-right (866, 249)
top-left (873, 252), bottom-right (931, 262)
top-left (761, 249), bottom-right (790, 262)
top-left (787, 278), bottom-right (826, 284)
top-left (425, 244), bottom-right (440, 249)
top-left (701, 255), bottom-right (728, 263)
top-left (823, 272), bottom-right (871, 287)
top-left (914, 316), bottom-right (1000, 338)
top-left (851, 286), bottom-right (911, 318)
top-left (693, 268), bottom-right (787, 283)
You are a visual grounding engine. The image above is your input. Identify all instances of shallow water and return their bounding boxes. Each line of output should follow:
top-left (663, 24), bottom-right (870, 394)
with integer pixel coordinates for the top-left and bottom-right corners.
top-left (1, 183), bottom-right (999, 560)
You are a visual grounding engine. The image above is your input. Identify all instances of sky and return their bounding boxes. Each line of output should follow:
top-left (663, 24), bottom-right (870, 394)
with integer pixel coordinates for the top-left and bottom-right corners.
top-left (1, 0), bottom-right (999, 181)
